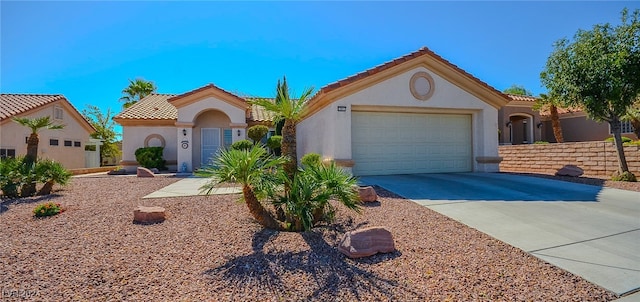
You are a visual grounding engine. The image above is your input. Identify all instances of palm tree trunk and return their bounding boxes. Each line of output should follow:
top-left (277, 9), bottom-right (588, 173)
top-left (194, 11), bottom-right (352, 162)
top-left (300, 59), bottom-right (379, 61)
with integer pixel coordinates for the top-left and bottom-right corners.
top-left (243, 185), bottom-right (286, 231)
top-left (550, 105), bottom-right (564, 143)
top-left (609, 120), bottom-right (630, 173)
top-left (38, 181), bottom-right (54, 196)
top-left (25, 133), bottom-right (39, 165)
top-left (281, 119), bottom-right (297, 181)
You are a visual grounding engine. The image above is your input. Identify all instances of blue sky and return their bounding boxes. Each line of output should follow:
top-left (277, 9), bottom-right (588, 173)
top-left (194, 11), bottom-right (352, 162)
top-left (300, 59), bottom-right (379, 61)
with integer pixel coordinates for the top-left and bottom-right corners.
top-left (2, 1), bottom-right (638, 134)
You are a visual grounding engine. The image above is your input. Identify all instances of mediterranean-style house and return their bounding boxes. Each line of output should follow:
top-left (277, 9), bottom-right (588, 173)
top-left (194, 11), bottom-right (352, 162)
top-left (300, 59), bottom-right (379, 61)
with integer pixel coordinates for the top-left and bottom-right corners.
top-left (0, 94), bottom-right (97, 169)
top-left (499, 94), bottom-right (637, 145)
top-left (114, 47), bottom-right (511, 176)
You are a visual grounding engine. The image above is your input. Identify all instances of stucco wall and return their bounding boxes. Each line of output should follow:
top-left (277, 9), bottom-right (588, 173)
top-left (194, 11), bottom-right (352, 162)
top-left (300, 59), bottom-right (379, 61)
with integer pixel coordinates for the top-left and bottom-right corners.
top-left (543, 116), bottom-right (612, 143)
top-left (298, 66), bottom-right (501, 173)
top-left (499, 142), bottom-right (640, 176)
top-left (0, 100), bottom-right (92, 169)
top-left (121, 126), bottom-right (178, 171)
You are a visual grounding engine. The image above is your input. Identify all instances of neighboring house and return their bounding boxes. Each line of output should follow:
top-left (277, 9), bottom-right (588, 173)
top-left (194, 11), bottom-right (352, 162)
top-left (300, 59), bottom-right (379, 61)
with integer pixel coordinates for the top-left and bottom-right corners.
top-left (499, 95), bottom-right (636, 144)
top-left (0, 94), bottom-right (96, 169)
top-left (114, 47), bottom-right (510, 175)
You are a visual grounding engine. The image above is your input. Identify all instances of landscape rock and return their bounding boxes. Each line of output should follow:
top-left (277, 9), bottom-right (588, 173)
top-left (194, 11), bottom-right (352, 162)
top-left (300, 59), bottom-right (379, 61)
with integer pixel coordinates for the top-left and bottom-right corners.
top-left (338, 226), bottom-right (395, 258)
top-left (358, 186), bottom-right (378, 202)
top-left (555, 165), bottom-right (584, 177)
top-left (137, 167), bottom-right (155, 178)
top-left (133, 206), bottom-right (166, 224)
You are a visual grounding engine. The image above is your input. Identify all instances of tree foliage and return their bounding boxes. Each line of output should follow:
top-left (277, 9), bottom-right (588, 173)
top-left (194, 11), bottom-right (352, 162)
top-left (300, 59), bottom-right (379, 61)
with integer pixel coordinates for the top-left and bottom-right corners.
top-left (532, 93), bottom-right (565, 143)
top-left (540, 8), bottom-right (640, 175)
top-left (247, 125), bottom-right (269, 144)
top-left (82, 105), bottom-right (121, 166)
top-left (119, 78), bottom-right (157, 109)
top-left (503, 84), bottom-right (533, 96)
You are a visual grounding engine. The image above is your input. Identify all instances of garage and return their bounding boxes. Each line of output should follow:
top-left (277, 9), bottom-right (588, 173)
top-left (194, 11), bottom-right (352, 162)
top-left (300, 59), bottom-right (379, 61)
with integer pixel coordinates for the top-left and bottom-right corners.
top-left (351, 111), bottom-right (472, 176)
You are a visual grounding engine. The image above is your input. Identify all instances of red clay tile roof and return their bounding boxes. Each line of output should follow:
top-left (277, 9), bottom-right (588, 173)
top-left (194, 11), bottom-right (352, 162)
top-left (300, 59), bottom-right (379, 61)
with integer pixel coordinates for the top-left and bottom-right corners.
top-left (0, 94), bottom-right (66, 121)
top-left (314, 46), bottom-right (509, 100)
top-left (167, 83), bottom-right (247, 104)
top-left (114, 94), bottom-right (178, 120)
top-left (506, 94), bottom-right (538, 102)
top-left (246, 98), bottom-right (276, 122)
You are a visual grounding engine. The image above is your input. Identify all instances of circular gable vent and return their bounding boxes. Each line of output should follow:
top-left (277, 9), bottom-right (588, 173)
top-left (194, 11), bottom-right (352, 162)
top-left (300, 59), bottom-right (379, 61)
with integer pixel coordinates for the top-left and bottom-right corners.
top-left (410, 71), bottom-right (435, 101)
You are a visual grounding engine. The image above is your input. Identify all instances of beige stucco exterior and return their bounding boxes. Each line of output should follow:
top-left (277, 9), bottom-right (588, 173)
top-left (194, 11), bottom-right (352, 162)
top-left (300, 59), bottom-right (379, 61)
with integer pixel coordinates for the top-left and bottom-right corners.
top-left (0, 99), bottom-right (94, 169)
top-left (297, 66), bottom-right (503, 173)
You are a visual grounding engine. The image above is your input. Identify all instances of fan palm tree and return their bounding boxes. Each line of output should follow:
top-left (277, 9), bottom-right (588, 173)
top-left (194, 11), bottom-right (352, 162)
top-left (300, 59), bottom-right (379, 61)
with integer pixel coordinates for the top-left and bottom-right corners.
top-left (119, 78), bottom-right (157, 109)
top-left (250, 81), bottom-right (314, 181)
top-left (533, 93), bottom-right (565, 143)
top-left (13, 116), bottom-right (64, 196)
top-left (198, 146), bottom-right (288, 231)
top-left (35, 159), bottom-right (72, 195)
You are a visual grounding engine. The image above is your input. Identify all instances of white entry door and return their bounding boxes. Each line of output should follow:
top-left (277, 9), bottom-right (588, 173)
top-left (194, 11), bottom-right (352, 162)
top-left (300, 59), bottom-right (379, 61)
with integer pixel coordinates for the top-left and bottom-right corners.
top-left (201, 128), bottom-right (221, 166)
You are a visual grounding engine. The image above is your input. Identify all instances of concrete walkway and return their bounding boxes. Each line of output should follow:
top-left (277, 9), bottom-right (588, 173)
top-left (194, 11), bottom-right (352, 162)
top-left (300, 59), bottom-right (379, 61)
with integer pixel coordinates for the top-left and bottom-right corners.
top-left (143, 177), bottom-right (241, 198)
top-left (359, 173), bottom-right (640, 299)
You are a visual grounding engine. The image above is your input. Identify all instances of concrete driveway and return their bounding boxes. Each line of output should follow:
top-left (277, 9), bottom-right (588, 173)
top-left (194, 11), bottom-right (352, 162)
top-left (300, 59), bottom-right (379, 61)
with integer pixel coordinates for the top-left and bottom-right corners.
top-left (359, 173), bottom-right (640, 298)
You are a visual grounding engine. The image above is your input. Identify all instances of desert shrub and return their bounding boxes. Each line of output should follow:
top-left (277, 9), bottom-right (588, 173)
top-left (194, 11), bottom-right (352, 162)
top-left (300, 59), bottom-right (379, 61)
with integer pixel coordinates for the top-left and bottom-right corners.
top-left (266, 135), bottom-right (282, 155)
top-left (0, 157), bottom-right (25, 198)
top-left (230, 140), bottom-right (253, 151)
top-left (301, 153), bottom-right (321, 167)
top-left (135, 147), bottom-right (166, 169)
top-left (33, 202), bottom-right (63, 217)
top-left (534, 141), bottom-right (549, 144)
top-left (247, 125), bottom-right (269, 144)
top-left (604, 136), bottom-right (632, 143)
top-left (611, 171), bottom-right (637, 182)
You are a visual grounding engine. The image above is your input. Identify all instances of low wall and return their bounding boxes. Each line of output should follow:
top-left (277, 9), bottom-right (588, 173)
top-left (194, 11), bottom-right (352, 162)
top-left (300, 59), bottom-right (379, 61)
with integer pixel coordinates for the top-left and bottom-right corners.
top-left (69, 166), bottom-right (116, 176)
top-left (499, 141), bottom-right (640, 177)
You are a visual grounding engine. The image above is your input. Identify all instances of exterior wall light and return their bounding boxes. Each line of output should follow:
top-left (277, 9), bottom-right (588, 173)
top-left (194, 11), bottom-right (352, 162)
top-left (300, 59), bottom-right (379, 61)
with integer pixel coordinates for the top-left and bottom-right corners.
top-left (506, 121), bottom-right (512, 127)
top-left (237, 129), bottom-right (242, 137)
top-left (182, 129), bottom-right (187, 136)
top-left (537, 122), bottom-right (543, 129)
top-left (337, 106), bottom-right (347, 112)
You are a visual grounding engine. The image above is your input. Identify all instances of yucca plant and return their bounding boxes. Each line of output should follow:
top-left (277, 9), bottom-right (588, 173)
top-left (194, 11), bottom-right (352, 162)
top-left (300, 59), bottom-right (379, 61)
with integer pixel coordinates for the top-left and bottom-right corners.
top-left (35, 159), bottom-right (72, 195)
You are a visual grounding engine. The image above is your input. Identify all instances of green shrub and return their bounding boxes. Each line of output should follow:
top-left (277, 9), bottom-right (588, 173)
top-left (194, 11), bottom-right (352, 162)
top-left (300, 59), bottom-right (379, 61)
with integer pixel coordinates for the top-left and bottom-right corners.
top-left (33, 202), bottom-right (63, 217)
top-left (604, 136), bottom-right (632, 143)
top-left (534, 141), bottom-right (549, 144)
top-left (230, 140), bottom-right (253, 151)
top-left (0, 157), bottom-right (24, 198)
top-left (301, 153), bottom-right (321, 167)
top-left (611, 171), bottom-right (637, 182)
top-left (266, 135), bottom-right (282, 155)
top-left (247, 125), bottom-right (269, 144)
top-left (135, 147), bottom-right (166, 169)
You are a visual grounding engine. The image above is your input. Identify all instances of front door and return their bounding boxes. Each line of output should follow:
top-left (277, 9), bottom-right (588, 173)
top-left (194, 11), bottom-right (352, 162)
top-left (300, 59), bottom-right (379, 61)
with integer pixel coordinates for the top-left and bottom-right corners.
top-left (201, 128), bottom-right (221, 166)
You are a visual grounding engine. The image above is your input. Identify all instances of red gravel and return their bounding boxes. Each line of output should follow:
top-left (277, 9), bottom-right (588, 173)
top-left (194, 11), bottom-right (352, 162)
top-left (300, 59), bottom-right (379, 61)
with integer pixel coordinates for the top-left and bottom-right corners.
top-left (0, 176), bottom-right (617, 301)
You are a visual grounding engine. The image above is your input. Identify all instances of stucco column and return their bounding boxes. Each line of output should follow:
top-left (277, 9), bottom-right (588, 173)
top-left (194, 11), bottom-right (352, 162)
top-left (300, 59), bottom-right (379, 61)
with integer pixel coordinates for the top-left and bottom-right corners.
top-left (230, 123), bottom-right (248, 143)
top-left (176, 122), bottom-right (194, 173)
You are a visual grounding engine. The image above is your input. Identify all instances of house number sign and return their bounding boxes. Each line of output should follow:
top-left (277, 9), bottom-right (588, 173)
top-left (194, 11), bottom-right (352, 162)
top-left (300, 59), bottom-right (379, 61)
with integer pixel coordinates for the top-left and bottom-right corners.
top-left (181, 140), bottom-right (189, 149)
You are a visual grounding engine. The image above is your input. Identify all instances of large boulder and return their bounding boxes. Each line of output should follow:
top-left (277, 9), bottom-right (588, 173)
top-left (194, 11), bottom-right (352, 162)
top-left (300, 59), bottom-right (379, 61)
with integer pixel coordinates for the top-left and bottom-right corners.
top-left (338, 226), bottom-right (395, 258)
top-left (133, 206), bottom-right (166, 224)
top-left (358, 186), bottom-right (378, 202)
top-left (137, 167), bottom-right (155, 178)
top-left (555, 165), bottom-right (584, 177)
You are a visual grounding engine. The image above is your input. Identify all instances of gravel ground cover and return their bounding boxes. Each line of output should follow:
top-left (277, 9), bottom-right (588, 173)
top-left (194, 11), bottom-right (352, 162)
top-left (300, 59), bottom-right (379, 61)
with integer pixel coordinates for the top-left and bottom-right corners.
top-left (0, 176), bottom-right (617, 301)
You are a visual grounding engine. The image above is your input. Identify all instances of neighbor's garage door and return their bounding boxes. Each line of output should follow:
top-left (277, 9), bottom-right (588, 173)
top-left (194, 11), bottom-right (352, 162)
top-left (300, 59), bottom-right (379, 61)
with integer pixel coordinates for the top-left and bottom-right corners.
top-left (351, 112), bottom-right (472, 176)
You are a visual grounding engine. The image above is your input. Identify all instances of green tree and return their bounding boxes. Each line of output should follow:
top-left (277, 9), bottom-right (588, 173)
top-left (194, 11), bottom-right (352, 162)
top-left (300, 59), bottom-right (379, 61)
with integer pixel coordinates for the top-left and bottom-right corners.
top-left (532, 93), bottom-right (565, 143)
top-left (247, 125), bottom-right (269, 145)
top-left (274, 77), bottom-right (290, 135)
top-left (12, 116), bottom-right (64, 195)
top-left (250, 80), bottom-right (314, 181)
top-left (622, 99), bottom-right (640, 139)
top-left (82, 105), bottom-right (121, 166)
top-left (119, 78), bottom-right (157, 109)
top-left (540, 8), bottom-right (640, 175)
top-left (503, 84), bottom-right (533, 96)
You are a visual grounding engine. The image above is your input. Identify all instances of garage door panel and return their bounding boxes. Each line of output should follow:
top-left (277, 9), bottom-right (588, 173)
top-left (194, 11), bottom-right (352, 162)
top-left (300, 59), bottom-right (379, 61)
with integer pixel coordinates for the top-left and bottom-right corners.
top-left (352, 112), bottom-right (472, 176)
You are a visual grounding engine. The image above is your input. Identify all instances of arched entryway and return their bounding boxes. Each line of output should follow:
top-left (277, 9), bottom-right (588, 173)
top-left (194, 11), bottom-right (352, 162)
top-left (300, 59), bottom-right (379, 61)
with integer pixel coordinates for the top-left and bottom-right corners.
top-left (192, 109), bottom-right (232, 168)
top-left (507, 114), bottom-right (534, 145)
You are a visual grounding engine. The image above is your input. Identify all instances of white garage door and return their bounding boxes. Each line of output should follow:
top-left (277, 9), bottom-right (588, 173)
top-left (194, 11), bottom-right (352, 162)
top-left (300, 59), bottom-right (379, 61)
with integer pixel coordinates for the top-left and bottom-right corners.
top-left (351, 112), bottom-right (472, 176)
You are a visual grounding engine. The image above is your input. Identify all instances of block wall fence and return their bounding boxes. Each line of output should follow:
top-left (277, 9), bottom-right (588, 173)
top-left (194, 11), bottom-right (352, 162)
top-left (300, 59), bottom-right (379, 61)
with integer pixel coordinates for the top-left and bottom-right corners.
top-left (498, 142), bottom-right (640, 177)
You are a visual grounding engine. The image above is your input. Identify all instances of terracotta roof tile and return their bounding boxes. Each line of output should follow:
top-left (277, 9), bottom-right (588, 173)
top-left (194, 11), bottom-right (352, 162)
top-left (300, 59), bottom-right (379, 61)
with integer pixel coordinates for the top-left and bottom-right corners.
top-left (246, 98), bottom-right (276, 122)
top-left (314, 46), bottom-right (508, 100)
top-left (506, 94), bottom-right (538, 102)
top-left (114, 94), bottom-right (178, 120)
top-left (167, 83), bottom-right (246, 103)
top-left (0, 94), bottom-right (65, 121)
